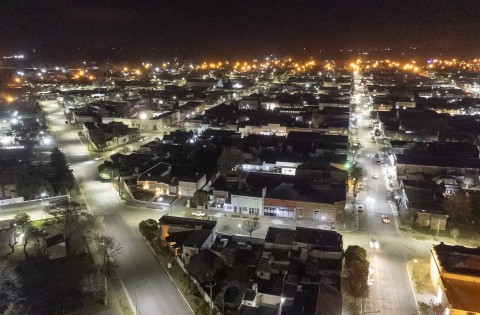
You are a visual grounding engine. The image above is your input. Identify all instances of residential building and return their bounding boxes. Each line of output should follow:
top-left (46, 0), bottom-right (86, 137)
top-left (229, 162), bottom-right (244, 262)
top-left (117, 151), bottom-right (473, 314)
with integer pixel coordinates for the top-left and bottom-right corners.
top-left (430, 243), bottom-right (480, 314)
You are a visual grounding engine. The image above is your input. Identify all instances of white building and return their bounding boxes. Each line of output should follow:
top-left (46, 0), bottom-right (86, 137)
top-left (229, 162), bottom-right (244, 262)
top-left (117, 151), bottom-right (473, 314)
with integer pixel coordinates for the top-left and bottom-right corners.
top-left (224, 187), bottom-right (265, 215)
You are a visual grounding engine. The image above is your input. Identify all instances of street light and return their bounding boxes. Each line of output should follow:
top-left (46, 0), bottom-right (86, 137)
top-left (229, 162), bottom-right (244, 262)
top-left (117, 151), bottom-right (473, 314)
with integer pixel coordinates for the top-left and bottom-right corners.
top-left (279, 296), bottom-right (286, 315)
top-left (135, 280), bottom-right (150, 315)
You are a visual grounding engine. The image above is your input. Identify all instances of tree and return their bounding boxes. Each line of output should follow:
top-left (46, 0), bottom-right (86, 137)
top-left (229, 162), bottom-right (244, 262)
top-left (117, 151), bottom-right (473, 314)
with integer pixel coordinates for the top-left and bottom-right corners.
top-left (190, 190), bottom-right (207, 208)
top-left (13, 212), bottom-right (31, 256)
top-left (464, 177), bottom-right (474, 189)
top-left (49, 147), bottom-right (75, 193)
top-left (343, 259), bottom-right (370, 314)
top-left (0, 165), bottom-right (27, 199)
top-left (98, 161), bottom-right (118, 180)
top-left (217, 147), bottom-right (244, 175)
top-left (344, 245), bottom-right (368, 267)
top-left (98, 235), bottom-right (123, 276)
top-left (6, 225), bottom-right (18, 254)
top-left (349, 164), bottom-right (365, 195)
top-left (27, 222), bottom-right (47, 256)
top-left (20, 175), bottom-right (53, 201)
top-left (242, 218), bottom-right (261, 238)
top-left (80, 272), bottom-right (104, 303)
top-left (451, 227), bottom-right (460, 242)
top-left (418, 299), bottom-right (447, 315)
top-left (441, 193), bottom-right (472, 225)
top-left (84, 213), bottom-right (104, 241)
top-left (46, 200), bottom-right (88, 253)
top-left (138, 219), bottom-right (159, 242)
top-left (0, 261), bottom-right (22, 311)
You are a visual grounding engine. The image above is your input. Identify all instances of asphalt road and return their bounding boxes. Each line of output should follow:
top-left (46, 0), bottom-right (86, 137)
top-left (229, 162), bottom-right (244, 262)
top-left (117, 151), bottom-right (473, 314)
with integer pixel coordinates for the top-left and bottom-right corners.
top-left (348, 82), bottom-right (430, 315)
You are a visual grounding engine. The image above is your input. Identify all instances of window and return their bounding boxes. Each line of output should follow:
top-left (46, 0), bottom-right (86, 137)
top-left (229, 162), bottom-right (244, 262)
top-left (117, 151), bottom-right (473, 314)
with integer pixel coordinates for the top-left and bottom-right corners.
top-left (264, 206), bottom-right (276, 216)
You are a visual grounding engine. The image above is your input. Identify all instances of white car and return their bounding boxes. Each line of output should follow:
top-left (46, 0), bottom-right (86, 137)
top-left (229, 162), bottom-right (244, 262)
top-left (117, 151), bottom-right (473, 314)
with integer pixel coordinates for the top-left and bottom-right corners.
top-left (94, 156), bottom-right (104, 161)
top-left (191, 211), bottom-right (206, 217)
top-left (369, 238), bottom-right (379, 249)
top-left (372, 174), bottom-right (378, 179)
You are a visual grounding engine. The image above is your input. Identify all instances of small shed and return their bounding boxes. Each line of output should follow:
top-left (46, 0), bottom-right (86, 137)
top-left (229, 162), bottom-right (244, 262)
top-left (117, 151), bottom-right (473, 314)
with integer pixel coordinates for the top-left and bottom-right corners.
top-left (45, 233), bottom-right (67, 259)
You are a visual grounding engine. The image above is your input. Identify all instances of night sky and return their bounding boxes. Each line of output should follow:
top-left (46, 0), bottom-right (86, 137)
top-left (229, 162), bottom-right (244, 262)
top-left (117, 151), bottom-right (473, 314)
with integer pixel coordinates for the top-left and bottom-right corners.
top-left (1, 0), bottom-right (480, 62)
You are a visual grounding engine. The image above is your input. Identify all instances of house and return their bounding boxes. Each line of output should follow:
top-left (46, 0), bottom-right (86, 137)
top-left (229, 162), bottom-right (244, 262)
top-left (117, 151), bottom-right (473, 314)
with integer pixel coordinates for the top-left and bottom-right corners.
top-left (185, 249), bottom-right (224, 282)
top-left (158, 215), bottom-right (216, 256)
top-left (178, 173), bottom-right (207, 197)
top-left (256, 227), bottom-right (343, 314)
top-left (206, 176), bottom-right (231, 211)
top-left (136, 162), bottom-right (172, 194)
top-left (83, 121), bottom-right (140, 151)
top-left (430, 243), bottom-right (480, 314)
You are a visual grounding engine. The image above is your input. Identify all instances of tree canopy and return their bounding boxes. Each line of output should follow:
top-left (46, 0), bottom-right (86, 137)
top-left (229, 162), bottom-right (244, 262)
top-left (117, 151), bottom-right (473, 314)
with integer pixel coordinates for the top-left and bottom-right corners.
top-left (98, 161), bottom-right (118, 180)
top-left (139, 219), bottom-right (160, 242)
top-left (46, 200), bottom-right (88, 253)
top-left (242, 218), bottom-right (261, 238)
top-left (344, 245), bottom-right (368, 267)
top-left (217, 146), bottom-right (244, 175)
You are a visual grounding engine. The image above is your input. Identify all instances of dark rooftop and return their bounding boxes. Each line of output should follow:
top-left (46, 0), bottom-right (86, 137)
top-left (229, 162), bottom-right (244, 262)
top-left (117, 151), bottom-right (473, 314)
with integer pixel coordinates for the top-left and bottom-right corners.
top-left (433, 243), bottom-right (480, 277)
top-left (159, 215), bottom-right (217, 231)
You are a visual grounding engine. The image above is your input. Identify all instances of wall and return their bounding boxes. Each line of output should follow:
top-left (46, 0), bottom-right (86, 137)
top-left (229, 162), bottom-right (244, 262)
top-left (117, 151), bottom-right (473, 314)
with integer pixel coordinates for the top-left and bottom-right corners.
top-left (230, 194), bottom-right (263, 215)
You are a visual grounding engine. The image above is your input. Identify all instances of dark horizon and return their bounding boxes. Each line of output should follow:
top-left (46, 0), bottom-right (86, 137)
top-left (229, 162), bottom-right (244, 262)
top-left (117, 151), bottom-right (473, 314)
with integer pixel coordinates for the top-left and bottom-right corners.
top-left (1, 0), bottom-right (480, 63)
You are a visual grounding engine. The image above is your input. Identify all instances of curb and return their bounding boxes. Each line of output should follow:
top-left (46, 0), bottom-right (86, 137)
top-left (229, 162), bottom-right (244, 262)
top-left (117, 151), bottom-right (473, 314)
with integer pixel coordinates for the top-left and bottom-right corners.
top-left (143, 237), bottom-right (195, 315)
top-left (406, 260), bottom-right (420, 315)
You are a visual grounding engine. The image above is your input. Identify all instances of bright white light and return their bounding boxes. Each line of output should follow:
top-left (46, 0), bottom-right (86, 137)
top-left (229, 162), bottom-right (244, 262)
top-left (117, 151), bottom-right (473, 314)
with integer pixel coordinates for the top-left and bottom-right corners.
top-left (139, 112), bottom-right (147, 120)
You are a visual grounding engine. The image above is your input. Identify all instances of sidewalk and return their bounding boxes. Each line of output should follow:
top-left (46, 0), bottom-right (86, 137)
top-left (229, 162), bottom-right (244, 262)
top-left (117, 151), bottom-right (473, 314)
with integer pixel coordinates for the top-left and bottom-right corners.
top-left (167, 194), bottom-right (359, 234)
top-left (406, 259), bottom-right (436, 308)
top-left (72, 191), bottom-right (131, 315)
top-left (86, 239), bottom-right (131, 315)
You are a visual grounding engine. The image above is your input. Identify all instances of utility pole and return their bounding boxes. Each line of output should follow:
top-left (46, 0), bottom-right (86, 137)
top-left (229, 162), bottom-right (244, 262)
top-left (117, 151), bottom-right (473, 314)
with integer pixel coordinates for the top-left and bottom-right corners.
top-left (206, 281), bottom-right (216, 315)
